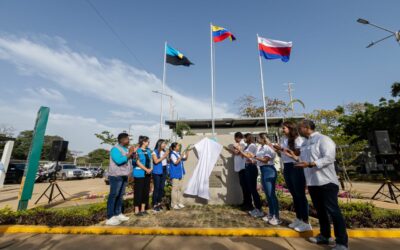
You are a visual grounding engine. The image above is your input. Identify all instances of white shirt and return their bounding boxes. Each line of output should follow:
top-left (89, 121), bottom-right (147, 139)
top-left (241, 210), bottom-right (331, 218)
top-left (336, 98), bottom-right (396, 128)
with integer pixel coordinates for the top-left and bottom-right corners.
top-left (244, 143), bottom-right (257, 164)
top-left (300, 132), bottom-right (339, 187)
top-left (233, 140), bottom-right (247, 172)
top-left (280, 136), bottom-right (304, 163)
top-left (170, 151), bottom-right (180, 164)
top-left (152, 150), bottom-right (168, 166)
top-left (256, 144), bottom-right (276, 167)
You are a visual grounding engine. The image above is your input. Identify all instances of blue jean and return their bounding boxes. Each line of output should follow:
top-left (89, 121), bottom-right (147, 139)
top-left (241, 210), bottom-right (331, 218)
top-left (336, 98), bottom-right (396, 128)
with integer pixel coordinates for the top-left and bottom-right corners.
top-left (152, 171), bottom-right (167, 206)
top-left (245, 164), bottom-right (262, 210)
top-left (283, 162), bottom-right (309, 221)
top-left (107, 175), bottom-right (128, 219)
top-left (260, 165), bottom-right (279, 218)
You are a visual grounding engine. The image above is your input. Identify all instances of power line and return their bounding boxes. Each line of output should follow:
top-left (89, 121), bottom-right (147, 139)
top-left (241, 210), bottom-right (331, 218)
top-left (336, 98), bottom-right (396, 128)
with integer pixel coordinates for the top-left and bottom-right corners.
top-left (85, 0), bottom-right (147, 70)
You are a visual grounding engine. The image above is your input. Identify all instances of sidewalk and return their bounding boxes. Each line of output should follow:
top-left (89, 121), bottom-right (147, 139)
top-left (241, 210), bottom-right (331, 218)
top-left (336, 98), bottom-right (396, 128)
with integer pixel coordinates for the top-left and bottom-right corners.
top-left (1, 233), bottom-right (399, 250)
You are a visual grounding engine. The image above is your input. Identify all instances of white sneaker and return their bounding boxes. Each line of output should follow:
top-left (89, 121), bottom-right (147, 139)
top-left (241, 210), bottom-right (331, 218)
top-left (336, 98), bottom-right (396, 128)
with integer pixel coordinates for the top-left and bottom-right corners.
top-left (172, 204), bottom-right (181, 210)
top-left (262, 215), bottom-right (271, 222)
top-left (105, 216), bottom-right (121, 226)
top-left (178, 203), bottom-right (185, 208)
top-left (268, 216), bottom-right (282, 226)
top-left (116, 214), bottom-right (129, 222)
top-left (294, 221), bottom-right (313, 232)
top-left (288, 218), bottom-right (302, 229)
top-left (332, 244), bottom-right (348, 250)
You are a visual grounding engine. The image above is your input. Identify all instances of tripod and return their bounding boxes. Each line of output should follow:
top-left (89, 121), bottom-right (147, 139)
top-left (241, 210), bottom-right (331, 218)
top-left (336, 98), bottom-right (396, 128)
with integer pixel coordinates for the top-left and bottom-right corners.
top-left (371, 159), bottom-right (400, 204)
top-left (35, 160), bottom-right (66, 204)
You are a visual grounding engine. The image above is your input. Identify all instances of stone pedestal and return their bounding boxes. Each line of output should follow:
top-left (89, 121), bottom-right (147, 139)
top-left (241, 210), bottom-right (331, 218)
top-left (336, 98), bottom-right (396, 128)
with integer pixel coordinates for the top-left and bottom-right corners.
top-left (172, 135), bottom-right (243, 206)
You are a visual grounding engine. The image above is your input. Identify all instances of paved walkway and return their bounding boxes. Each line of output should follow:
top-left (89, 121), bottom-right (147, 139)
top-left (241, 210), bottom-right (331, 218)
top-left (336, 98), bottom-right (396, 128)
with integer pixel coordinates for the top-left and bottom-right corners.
top-left (1, 233), bottom-right (399, 250)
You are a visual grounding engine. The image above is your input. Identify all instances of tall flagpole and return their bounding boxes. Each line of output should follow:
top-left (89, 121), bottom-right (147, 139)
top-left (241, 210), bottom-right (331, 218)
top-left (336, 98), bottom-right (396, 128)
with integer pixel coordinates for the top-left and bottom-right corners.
top-left (210, 23), bottom-right (216, 137)
top-left (159, 41), bottom-right (167, 138)
top-left (257, 34), bottom-right (269, 133)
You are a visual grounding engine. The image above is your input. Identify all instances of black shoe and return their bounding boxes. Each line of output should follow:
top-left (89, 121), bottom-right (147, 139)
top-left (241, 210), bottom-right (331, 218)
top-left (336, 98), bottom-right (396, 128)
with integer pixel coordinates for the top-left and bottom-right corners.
top-left (141, 211), bottom-right (149, 216)
top-left (135, 212), bottom-right (143, 217)
top-left (308, 234), bottom-right (331, 245)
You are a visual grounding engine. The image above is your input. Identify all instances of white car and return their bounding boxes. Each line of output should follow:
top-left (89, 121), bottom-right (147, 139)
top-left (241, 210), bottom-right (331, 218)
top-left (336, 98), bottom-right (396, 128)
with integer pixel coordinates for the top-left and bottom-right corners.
top-left (56, 164), bottom-right (84, 180)
top-left (78, 167), bottom-right (94, 178)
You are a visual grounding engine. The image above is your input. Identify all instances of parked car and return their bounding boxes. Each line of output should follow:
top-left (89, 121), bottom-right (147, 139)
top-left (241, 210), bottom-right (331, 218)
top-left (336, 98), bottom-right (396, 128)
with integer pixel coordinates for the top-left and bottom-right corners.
top-left (78, 167), bottom-right (94, 178)
top-left (4, 162), bottom-right (26, 184)
top-left (56, 164), bottom-right (84, 180)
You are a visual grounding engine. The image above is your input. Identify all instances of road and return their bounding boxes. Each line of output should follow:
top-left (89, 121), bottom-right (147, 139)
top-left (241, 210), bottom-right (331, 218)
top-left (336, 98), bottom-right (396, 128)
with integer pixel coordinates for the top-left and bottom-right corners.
top-left (1, 233), bottom-right (399, 250)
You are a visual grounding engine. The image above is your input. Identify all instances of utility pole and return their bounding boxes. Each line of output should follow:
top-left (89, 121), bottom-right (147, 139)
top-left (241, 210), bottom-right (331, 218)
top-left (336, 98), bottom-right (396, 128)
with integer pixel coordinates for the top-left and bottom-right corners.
top-left (285, 83), bottom-right (295, 116)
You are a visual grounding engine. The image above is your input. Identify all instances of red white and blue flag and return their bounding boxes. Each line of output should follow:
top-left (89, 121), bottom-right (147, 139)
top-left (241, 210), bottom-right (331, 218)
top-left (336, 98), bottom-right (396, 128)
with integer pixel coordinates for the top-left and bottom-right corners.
top-left (258, 36), bottom-right (292, 62)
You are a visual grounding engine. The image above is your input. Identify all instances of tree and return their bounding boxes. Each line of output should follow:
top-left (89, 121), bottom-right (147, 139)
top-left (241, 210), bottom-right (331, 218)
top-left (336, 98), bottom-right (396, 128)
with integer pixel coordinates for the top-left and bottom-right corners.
top-left (235, 95), bottom-right (291, 117)
top-left (87, 148), bottom-right (109, 166)
top-left (95, 131), bottom-right (117, 146)
top-left (175, 122), bottom-right (194, 138)
top-left (0, 124), bottom-right (15, 138)
top-left (11, 130), bottom-right (71, 160)
top-left (391, 82), bottom-right (400, 98)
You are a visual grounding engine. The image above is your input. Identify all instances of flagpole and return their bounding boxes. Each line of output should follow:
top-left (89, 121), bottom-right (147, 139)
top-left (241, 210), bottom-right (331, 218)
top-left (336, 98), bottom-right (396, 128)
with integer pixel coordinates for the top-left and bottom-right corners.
top-left (210, 23), bottom-right (216, 137)
top-left (159, 41), bottom-right (167, 138)
top-left (257, 34), bottom-right (269, 133)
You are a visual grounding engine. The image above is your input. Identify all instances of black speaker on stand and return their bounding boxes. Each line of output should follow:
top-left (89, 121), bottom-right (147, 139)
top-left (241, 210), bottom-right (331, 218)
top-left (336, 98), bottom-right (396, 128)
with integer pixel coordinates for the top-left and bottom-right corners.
top-left (35, 140), bottom-right (69, 204)
top-left (369, 131), bottom-right (400, 204)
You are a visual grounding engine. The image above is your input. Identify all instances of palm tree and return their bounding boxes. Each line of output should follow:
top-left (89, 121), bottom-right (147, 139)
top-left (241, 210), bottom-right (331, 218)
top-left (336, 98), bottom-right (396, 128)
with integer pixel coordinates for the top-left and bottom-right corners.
top-left (391, 82), bottom-right (400, 97)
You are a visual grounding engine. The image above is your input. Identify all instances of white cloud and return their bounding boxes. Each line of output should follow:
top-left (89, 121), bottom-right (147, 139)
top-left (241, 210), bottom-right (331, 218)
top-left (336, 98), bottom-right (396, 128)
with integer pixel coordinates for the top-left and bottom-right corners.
top-left (0, 35), bottom-right (236, 119)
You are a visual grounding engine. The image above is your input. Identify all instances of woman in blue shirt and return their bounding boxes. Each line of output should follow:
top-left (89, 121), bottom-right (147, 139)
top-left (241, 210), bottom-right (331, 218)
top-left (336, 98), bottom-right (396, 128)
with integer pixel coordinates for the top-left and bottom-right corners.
top-left (169, 142), bottom-right (189, 210)
top-left (151, 139), bottom-right (169, 212)
top-left (132, 136), bottom-right (152, 216)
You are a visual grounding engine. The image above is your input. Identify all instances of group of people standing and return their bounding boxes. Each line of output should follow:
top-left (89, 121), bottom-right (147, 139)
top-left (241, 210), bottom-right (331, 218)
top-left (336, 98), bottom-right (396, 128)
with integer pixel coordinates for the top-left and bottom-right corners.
top-left (105, 118), bottom-right (348, 250)
top-left (106, 133), bottom-right (189, 226)
top-left (227, 119), bottom-right (348, 250)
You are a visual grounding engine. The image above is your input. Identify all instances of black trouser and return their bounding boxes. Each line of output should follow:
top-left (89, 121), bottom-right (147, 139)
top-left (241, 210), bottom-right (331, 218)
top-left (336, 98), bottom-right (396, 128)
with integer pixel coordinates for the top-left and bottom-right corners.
top-left (308, 183), bottom-right (348, 247)
top-left (238, 169), bottom-right (252, 210)
top-left (245, 163), bottom-right (262, 210)
top-left (283, 162), bottom-right (309, 221)
top-left (134, 174), bottom-right (151, 208)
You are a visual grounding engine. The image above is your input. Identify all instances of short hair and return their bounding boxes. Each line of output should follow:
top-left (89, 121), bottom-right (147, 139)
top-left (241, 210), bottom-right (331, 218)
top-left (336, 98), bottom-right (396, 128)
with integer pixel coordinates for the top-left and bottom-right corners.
top-left (117, 133), bottom-right (129, 143)
top-left (234, 132), bottom-right (244, 139)
top-left (299, 119), bottom-right (316, 130)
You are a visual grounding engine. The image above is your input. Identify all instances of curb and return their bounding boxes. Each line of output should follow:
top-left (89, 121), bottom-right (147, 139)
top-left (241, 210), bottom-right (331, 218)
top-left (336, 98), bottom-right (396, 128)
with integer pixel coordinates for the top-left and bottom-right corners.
top-left (1, 225), bottom-right (400, 238)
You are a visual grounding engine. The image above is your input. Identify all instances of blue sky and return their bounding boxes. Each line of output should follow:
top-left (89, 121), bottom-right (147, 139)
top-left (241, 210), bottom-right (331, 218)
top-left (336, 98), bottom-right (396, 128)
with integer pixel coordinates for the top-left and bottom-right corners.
top-left (0, 0), bottom-right (399, 153)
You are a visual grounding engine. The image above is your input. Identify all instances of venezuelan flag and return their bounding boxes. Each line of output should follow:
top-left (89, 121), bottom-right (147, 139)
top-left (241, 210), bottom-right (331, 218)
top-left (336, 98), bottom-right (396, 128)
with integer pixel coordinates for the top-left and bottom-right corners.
top-left (166, 45), bottom-right (193, 66)
top-left (212, 25), bottom-right (236, 43)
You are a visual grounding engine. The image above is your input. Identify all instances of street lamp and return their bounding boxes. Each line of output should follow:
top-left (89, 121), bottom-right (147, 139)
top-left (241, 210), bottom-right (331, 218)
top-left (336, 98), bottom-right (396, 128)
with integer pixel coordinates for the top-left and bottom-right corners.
top-left (357, 18), bottom-right (400, 48)
top-left (152, 90), bottom-right (174, 138)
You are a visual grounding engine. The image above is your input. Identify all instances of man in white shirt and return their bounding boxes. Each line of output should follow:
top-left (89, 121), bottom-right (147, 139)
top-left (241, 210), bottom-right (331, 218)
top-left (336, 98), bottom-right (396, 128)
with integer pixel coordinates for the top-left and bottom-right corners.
top-left (295, 120), bottom-right (348, 250)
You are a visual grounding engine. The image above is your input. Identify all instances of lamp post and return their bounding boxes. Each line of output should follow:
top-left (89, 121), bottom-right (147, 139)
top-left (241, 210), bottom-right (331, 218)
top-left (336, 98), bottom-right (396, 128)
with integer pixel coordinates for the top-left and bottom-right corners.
top-left (357, 18), bottom-right (400, 48)
top-left (152, 90), bottom-right (173, 138)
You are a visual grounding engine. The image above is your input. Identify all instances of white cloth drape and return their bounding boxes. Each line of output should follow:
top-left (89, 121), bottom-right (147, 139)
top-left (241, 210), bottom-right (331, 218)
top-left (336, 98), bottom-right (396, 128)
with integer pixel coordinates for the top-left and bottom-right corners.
top-left (184, 138), bottom-right (222, 200)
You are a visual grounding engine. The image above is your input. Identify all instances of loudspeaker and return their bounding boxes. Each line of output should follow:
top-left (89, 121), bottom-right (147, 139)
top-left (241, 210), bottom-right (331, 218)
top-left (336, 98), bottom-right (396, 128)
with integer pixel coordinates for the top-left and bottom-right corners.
top-left (50, 140), bottom-right (69, 161)
top-left (368, 130), bottom-right (392, 155)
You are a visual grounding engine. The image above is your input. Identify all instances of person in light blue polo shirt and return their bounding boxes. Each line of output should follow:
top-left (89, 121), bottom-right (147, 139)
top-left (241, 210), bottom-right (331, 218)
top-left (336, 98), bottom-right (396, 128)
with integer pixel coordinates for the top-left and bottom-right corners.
top-left (106, 132), bottom-right (137, 226)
